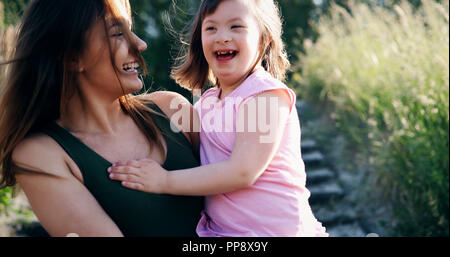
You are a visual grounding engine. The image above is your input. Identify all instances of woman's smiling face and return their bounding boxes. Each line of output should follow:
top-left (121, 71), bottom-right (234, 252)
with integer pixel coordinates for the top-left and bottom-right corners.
top-left (77, 13), bottom-right (147, 97)
top-left (201, 0), bottom-right (262, 88)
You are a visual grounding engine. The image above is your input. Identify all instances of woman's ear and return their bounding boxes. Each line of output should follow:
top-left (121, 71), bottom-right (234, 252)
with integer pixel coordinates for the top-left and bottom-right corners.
top-left (68, 60), bottom-right (85, 72)
top-left (65, 54), bottom-right (85, 72)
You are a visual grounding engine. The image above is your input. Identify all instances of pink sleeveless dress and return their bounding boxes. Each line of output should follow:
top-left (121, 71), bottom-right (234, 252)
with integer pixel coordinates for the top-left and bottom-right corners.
top-left (193, 67), bottom-right (328, 237)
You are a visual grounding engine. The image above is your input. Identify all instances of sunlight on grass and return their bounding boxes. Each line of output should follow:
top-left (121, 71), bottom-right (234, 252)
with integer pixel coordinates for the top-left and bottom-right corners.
top-left (294, 0), bottom-right (449, 236)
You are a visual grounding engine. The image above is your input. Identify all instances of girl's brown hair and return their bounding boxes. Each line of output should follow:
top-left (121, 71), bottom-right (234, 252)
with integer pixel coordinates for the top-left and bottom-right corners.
top-left (171, 0), bottom-right (291, 91)
top-left (0, 0), bottom-right (164, 188)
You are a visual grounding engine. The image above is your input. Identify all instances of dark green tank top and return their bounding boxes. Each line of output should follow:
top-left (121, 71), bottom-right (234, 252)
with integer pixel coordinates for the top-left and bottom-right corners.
top-left (41, 103), bottom-right (204, 237)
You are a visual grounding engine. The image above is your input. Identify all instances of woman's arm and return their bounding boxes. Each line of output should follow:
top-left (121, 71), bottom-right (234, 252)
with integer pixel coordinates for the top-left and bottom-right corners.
top-left (13, 135), bottom-right (123, 237)
top-left (144, 91), bottom-right (200, 151)
top-left (109, 89), bottom-right (292, 196)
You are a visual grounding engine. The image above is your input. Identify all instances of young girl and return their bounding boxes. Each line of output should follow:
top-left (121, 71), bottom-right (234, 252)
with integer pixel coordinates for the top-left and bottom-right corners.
top-left (108, 0), bottom-right (328, 237)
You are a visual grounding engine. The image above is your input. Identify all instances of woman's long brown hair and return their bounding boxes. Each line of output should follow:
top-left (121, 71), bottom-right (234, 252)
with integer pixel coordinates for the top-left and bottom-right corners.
top-left (0, 0), bottom-right (165, 188)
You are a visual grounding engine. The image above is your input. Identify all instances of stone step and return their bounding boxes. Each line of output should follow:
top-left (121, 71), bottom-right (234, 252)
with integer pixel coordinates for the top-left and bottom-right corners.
top-left (13, 221), bottom-right (49, 237)
top-left (312, 205), bottom-right (359, 227)
top-left (295, 101), bottom-right (304, 114)
top-left (308, 182), bottom-right (345, 204)
top-left (326, 222), bottom-right (367, 237)
top-left (301, 127), bottom-right (312, 138)
top-left (303, 151), bottom-right (325, 168)
top-left (301, 139), bottom-right (317, 154)
top-left (296, 101), bottom-right (314, 116)
top-left (296, 101), bottom-right (319, 124)
top-left (306, 168), bottom-right (335, 186)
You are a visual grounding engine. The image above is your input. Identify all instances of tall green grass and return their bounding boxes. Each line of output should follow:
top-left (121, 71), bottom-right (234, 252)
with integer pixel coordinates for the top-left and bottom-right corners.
top-left (294, 0), bottom-right (449, 236)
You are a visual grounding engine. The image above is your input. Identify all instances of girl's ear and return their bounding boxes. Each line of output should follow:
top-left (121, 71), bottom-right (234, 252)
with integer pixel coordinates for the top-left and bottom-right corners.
top-left (259, 34), bottom-right (272, 55)
top-left (259, 35), bottom-right (266, 52)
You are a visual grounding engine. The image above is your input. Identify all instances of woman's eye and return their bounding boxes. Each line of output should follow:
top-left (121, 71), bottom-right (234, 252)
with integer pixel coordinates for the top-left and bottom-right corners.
top-left (112, 32), bottom-right (123, 37)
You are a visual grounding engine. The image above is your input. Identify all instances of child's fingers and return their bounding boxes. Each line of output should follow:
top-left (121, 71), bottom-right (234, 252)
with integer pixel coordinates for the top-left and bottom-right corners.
top-left (109, 173), bottom-right (141, 183)
top-left (107, 165), bottom-right (139, 174)
top-left (112, 160), bottom-right (141, 168)
top-left (121, 181), bottom-right (144, 191)
top-left (126, 160), bottom-right (142, 168)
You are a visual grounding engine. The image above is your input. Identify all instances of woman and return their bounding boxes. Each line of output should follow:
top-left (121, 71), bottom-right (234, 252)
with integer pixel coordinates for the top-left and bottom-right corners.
top-left (0, 0), bottom-right (203, 237)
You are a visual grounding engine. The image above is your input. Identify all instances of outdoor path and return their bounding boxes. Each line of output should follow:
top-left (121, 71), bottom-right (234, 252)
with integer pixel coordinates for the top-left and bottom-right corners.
top-left (297, 101), bottom-right (369, 237)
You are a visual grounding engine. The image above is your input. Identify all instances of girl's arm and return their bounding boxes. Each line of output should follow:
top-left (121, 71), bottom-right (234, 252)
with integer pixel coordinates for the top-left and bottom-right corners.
top-left (13, 135), bottom-right (124, 236)
top-left (109, 89), bottom-right (293, 196)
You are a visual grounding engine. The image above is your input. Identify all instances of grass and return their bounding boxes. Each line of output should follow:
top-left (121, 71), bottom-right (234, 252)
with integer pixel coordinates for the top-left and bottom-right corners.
top-left (292, 0), bottom-right (449, 236)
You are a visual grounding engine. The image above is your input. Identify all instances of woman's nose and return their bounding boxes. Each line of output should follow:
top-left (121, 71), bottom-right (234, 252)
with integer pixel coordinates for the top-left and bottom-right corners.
top-left (134, 34), bottom-right (147, 52)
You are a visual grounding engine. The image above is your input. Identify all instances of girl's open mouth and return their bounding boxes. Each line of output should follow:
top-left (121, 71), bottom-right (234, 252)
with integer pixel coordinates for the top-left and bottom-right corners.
top-left (215, 50), bottom-right (238, 62)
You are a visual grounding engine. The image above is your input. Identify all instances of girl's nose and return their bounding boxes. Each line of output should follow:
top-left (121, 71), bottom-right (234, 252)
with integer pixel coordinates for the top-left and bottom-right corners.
top-left (215, 30), bottom-right (231, 44)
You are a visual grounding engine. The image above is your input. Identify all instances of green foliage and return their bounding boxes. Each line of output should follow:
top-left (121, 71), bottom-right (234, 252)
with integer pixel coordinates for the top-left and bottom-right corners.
top-left (0, 0), bottom-right (28, 215)
top-left (130, 0), bottom-right (194, 100)
top-left (294, 0), bottom-right (449, 236)
top-left (0, 183), bottom-right (12, 214)
top-left (277, 0), bottom-right (318, 62)
top-left (0, 0), bottom-right (29, 27)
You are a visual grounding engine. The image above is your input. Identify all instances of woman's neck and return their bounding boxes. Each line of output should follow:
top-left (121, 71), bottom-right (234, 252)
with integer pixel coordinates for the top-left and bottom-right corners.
top-left (58, 90), bottom-right (129, 135)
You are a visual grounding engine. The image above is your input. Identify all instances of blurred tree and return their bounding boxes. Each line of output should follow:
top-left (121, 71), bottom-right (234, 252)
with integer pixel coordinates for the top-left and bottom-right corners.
top-left (0, 2), bottom-right (3, 29)
top-left (0, 0), bottom-right (29, 26)
top-left (277, 0), bottom-right (318, 62)
top-left (131, 0), bottom-right (196, 99)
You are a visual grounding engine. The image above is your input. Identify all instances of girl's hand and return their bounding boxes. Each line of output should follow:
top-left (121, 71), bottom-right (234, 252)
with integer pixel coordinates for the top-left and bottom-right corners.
top-left (107, 159), bottom-right (168, 194)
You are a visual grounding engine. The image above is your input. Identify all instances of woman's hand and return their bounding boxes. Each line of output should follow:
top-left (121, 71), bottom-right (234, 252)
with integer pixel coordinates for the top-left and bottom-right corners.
top-left (108, 159), bottom-right (169, 194)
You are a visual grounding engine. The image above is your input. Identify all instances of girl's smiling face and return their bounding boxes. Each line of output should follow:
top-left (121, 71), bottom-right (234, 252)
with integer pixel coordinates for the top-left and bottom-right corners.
top-left (77, 14), bottom-right (147, 98)
top-left (201, 0), bottom-right (262, 89)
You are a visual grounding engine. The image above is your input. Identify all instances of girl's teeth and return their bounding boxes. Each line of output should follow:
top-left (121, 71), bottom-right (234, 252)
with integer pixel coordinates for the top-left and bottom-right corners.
top-left (217, 51), bottom-right (234, 56)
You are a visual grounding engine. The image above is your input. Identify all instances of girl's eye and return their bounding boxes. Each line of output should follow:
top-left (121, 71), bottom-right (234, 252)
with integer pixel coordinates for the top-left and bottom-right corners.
top-left (112, 32), bottom-right (123, 37)
top-left (231, 25), bottom-right (243, 29)
top-left (206, 27), bottom-right (216, 31)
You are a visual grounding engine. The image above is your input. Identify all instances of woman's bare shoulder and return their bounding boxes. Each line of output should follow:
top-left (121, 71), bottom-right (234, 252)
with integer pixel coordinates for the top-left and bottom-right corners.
top-left (142, 91), bottom-right (193, 121)
top-left (144, 91), bottom-right (191, 112)
top-left (141, 91), bottom-right (196, 144)
top-left (12, 133), bottom-right (72, 178)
